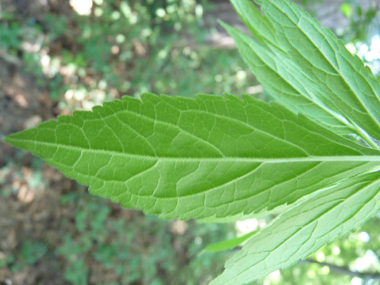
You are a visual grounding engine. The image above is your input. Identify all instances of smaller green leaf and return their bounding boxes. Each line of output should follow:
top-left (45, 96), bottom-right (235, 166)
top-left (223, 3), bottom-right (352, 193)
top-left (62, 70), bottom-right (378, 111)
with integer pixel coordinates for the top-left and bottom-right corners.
top-left (226, 0), bottom-right (380, 149)
top-left (229, 0), bottom-right (285, 53)
top-left (221, 21), bottom-right (354, 136)
top-left (211, 170), bottom-right (380, 284)
top-left (205, 230), bottom-right (258, 252)
top-left (255, 0), bottom-right (380, 143)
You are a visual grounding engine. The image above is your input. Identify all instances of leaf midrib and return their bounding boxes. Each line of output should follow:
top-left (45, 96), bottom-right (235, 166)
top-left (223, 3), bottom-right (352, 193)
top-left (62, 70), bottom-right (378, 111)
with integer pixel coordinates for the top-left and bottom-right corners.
top-left (8, 138), bottom-right (380, 163)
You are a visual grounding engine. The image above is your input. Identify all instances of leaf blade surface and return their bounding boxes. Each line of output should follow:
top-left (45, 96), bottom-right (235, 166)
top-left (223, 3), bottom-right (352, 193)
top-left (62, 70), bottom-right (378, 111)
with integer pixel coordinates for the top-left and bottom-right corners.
top-left (4, 94), bottom-right (380, 220)
top-left (253, 0), bottom-right (380, 142)
top-left (211, 170), bottom-right (380, 284)
top-left (205, 230), bottom-right (258, 252)
top-left (222, 21), bottom-right (353, 135)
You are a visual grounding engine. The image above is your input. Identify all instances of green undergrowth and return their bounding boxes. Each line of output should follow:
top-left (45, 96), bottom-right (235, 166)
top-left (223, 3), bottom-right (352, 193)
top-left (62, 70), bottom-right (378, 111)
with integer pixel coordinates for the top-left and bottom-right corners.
top-left (56, 187), bottom-right (235, 285)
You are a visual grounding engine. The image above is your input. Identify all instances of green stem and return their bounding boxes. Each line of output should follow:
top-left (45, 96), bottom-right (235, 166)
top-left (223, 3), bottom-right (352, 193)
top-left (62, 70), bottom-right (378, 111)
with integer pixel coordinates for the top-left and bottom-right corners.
top-left (351, 121), bottom-right (380, 150)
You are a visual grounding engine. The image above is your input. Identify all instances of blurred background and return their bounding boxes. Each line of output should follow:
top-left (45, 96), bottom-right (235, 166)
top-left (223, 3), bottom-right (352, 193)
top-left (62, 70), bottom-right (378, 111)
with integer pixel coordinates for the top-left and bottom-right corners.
top-left (0, 0), bottom-right (380, 284)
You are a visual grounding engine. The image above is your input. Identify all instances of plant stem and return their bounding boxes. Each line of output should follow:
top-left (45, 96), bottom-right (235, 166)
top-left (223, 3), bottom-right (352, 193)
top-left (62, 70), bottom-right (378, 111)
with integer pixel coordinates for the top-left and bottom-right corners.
top-left (351, 121), bottom-right (380, 150)
top-left (301, 259), bottom-right (380, 280)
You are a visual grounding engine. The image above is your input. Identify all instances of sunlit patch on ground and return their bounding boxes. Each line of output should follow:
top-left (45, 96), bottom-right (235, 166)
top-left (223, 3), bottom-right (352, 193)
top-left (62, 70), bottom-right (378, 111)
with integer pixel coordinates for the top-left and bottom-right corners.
top-left (69, 0), bottom-right (93, 15)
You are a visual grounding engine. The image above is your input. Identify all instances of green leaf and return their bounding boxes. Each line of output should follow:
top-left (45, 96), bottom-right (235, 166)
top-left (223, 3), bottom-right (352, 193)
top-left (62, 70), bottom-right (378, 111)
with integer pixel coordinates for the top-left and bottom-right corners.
top-left (225, 0), bottom-right (355, 136)
top-left (205, 230), bottom-right (258, 252)
top-left (4, 94), bottom-right (380, 220)
top-left (227, 0), bottom-right (380, 148)
top-left (228, 0), bottom-right (285, 52)
top-left (254, 0), bottom-right (380, 143)
top-left (211, 170), bottom-right (380, 284)
top-left (198, 202), bottom-right (290, 224)
top-left (221, 21), bottom-right (353, 136)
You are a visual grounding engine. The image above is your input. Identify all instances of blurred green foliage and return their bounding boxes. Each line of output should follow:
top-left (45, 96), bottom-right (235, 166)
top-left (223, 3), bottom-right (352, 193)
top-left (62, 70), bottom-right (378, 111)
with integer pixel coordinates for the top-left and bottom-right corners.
top-left (12, 241), bottom-right (48, 272)
top-left (0, 0), bottom-right (256, 108)
top-left (0, 21), bottom-right (21, 51)
top-left (300, 0), bottom-right (380, 46)
top-left (56, 189), bottom-right (233, 285)
top-left (340, 2), bottom-right (379, 44)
